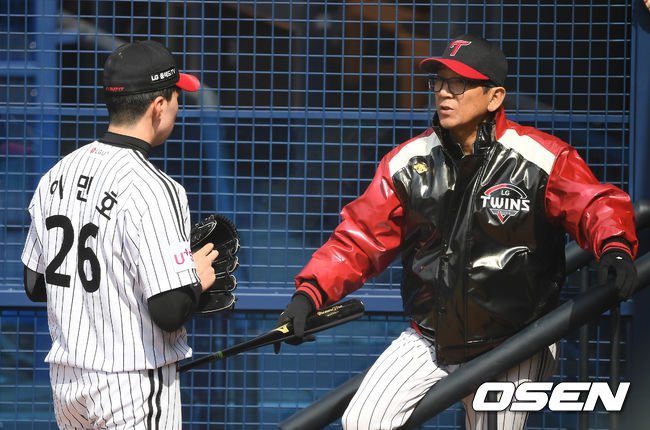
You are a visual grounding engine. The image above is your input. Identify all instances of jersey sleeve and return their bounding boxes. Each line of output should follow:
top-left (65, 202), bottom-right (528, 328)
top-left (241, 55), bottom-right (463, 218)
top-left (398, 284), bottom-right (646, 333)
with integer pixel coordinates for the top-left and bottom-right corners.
top-left (135, 183), bottom-right (200, 299)
top-left (545, 146), bottom-right (638, 259)
top-left (295, 156), bottom-right (406, 308)
top-left (21, 186), bottom-right (45, 273)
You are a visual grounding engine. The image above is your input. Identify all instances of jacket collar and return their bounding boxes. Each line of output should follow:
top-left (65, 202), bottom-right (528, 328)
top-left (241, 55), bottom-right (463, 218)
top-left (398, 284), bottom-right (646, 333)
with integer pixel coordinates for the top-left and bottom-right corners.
top-left (493, 106), bottom-right (508, 140)
top-left (431, 106), bottom-right (506, 158)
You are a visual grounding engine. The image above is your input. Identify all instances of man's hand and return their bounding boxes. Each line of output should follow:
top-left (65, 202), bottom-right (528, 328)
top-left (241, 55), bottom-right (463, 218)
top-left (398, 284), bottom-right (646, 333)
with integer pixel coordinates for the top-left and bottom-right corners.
top-left (598, 248), bottom-right (637, 300)
top-left (193, 243), bottom-right (219, 292)
top-left (274, 294), bottom-right (316, 354)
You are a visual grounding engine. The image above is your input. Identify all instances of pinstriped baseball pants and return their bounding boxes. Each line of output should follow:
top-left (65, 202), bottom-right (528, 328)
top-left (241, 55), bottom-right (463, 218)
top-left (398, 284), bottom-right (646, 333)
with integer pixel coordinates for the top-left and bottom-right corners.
top-left (50, 362), bottom-right (182, 429)
top-left (342, 327), bottom-right (558, 430)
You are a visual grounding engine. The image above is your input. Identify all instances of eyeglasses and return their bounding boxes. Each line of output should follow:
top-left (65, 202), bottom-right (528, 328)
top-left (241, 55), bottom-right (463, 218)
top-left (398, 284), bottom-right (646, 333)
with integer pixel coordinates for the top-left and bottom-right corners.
top-left (427, 76), bottom-right (493, 95)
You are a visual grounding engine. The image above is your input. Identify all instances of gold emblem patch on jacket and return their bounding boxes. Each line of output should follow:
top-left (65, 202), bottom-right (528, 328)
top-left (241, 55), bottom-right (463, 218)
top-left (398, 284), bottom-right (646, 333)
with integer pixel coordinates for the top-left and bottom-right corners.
top-left (413, 162), bottom-right (428, 174)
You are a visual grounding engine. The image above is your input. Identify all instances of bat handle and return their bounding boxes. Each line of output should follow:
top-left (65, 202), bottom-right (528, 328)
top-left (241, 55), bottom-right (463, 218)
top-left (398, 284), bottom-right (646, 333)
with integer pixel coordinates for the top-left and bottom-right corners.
top-left (178, 350), bottom-right (223, 373)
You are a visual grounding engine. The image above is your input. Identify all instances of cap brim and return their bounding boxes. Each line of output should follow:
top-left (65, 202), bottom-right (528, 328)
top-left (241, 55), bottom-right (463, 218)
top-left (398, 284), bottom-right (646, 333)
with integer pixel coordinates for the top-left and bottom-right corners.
top-left (177, 73), bottom-right (201, 92)
top-left (419, 58), bottom-right (489, 81)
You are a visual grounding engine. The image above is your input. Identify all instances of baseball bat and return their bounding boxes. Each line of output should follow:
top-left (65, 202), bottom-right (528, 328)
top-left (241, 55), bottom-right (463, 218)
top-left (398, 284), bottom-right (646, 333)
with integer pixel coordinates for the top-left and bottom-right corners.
top-left (178, 299), bottom-right (365, 373)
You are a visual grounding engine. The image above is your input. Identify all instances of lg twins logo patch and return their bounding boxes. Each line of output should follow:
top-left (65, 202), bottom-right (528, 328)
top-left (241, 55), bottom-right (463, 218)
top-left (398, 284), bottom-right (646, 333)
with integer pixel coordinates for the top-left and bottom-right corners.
top-left (480, 184), bottom-right (530, 224)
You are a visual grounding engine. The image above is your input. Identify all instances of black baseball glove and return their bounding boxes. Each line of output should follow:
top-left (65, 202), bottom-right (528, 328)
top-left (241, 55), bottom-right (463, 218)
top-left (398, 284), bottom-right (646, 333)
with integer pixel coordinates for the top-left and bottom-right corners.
top-left (190, 213), bottom-right (240, 314)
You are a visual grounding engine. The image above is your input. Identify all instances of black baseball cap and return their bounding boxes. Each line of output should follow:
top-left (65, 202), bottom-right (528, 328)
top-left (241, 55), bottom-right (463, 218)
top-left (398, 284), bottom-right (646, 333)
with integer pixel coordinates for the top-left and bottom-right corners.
top-left (103, 40), bottom-right (200, 95)
top-left (419, 34), bottom-right (507, 87)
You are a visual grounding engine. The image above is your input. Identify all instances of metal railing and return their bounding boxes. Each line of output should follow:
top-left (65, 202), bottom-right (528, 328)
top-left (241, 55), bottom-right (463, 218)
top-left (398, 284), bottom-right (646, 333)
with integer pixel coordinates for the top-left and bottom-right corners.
top-left (279, 200), bottom-right (650, 430)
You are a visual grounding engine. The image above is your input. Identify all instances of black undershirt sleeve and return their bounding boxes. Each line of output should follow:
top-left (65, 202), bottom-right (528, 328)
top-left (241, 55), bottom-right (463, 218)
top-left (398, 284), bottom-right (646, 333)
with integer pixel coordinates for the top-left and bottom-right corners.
top-left (24, 265), bottom-right (47, 302)
top-left (148, 283), bottom-right (202, 332)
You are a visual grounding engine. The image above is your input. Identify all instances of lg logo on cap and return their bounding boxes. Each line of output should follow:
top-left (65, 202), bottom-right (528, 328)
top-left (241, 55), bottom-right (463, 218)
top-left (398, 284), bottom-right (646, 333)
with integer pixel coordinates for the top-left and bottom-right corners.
top-left (151, 67), bottom-right (177, 83)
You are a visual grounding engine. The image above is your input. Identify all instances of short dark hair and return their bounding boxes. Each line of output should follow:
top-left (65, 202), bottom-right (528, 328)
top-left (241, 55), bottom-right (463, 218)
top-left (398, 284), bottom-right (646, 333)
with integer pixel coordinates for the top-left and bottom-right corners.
top-left (104, 86), bottom-right (177, 126)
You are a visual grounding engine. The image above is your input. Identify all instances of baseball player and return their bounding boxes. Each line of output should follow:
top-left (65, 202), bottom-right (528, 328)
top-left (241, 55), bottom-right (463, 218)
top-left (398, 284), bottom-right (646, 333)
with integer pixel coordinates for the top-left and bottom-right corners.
top-left (275, 34), bottom-right (638, 429)
top-left (21, 40), bottom-right (218, 429)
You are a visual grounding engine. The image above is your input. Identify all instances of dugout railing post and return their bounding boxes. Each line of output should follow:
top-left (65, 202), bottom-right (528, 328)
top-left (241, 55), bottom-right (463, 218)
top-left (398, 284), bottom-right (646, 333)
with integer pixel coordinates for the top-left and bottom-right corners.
top-left (578, 265), bottom-right (590, 430)
top-left (278, 200), bottom-right (650, 430)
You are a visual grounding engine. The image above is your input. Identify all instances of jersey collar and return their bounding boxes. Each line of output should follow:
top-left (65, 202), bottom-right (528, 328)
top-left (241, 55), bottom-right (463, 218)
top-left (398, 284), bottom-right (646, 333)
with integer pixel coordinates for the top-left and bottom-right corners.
top-left (99, 132), bottom-right (151, 158)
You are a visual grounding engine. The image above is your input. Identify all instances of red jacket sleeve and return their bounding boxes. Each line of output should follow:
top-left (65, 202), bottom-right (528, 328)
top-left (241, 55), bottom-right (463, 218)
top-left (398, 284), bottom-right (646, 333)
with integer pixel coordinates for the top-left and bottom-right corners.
top-left (295, 156), bottom-right (405, 308)
top-left (545, 146), bottom-right (638, 259)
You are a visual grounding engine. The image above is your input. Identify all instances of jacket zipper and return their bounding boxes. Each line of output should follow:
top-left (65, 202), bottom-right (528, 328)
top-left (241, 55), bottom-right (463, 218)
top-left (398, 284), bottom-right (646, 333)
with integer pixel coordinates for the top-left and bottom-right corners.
top-left (461, 146), bottom-right (494, 351)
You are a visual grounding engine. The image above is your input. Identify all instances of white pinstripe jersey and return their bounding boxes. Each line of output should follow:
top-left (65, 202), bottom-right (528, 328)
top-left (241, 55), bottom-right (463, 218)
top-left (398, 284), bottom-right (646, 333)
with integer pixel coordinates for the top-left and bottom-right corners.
top-left (21, 138), bottom-right (200, 372)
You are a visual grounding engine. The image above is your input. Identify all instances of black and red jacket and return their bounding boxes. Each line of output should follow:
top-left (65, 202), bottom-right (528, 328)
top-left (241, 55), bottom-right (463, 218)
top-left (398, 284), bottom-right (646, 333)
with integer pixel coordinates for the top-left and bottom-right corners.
top-left (295, 107), bottom-right (637, 364)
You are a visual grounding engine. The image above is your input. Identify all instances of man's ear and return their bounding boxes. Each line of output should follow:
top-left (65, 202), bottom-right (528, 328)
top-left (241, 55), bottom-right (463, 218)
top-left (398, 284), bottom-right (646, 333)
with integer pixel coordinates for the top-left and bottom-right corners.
top-left (487, 87), bottom-right (506, 112)
top-left (151, 95), bottom-right (166, 119)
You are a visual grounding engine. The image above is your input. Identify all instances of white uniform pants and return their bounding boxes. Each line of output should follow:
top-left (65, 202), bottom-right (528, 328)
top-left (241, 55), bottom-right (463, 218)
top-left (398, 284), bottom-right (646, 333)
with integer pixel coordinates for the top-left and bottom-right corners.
top-left (342, 327), bottom-right (558, 430)
top-left (50, 362), bottom-right (182, 429)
